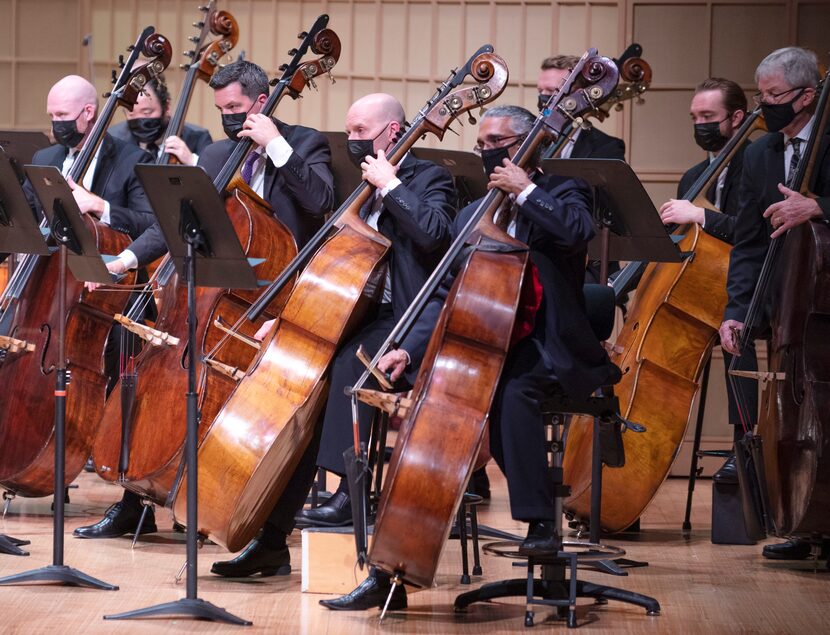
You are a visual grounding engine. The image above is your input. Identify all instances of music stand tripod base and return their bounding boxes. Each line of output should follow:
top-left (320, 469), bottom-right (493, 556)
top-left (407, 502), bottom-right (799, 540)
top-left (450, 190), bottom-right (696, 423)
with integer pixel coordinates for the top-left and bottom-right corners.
top-left (0, 564), bottom-right (117, 589)
top-left (105, 598), bottom-right (252, 625)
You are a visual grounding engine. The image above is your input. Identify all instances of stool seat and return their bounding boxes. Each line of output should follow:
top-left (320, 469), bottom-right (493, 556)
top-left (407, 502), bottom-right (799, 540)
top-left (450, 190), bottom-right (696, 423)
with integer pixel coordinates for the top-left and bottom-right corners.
top-left (483, 539), bottom-right (625, 563)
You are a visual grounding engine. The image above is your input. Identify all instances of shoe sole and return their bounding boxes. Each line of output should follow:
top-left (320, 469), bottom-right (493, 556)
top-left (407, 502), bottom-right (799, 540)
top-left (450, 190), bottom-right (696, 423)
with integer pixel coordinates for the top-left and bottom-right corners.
top-left (210, 564), bottom-right (291, 578)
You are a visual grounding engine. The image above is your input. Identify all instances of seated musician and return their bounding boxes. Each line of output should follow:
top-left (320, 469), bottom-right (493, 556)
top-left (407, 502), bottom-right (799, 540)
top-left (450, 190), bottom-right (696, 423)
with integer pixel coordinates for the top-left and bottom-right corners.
top-left (22, 75), bottom-right (155, 240)
top-left (718, 47), bottom-right (830, 561)
top-left (319, 105), bottom-right (621, 611)
top-left (205, 92), bottom-right (455, 578)
top-left (109, 72), bottom-right (212, 163)
top-left (537, 54), bottom-right (624, 287)
top-left (73, 60), bottom-right (335, 540)
top-left (658, 77), bottom-right (757, 482)
top-left (537, 55), bottom-right (625, 160)
top-left (94, 59), bottom-right (335, 279)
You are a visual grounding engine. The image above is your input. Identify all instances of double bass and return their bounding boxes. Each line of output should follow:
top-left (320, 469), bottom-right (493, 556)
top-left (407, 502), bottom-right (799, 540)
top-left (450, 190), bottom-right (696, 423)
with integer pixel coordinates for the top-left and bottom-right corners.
top-left (92, 17), bottom-right (339, 507)
top-left (172, 46), bottom-right (509, 552)
top-left (562, 107), bottom-right (767, 533)
top-left (359, 51), bottom-right (620, 588)
top-left (0, 28), bottom-right (171, 498)
top-left (91, 3), bottom-right (241, 499)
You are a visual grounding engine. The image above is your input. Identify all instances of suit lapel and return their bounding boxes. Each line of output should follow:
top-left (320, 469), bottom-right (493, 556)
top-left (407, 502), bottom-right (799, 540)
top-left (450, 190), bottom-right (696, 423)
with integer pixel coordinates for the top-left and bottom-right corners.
top-left (765, 133), bottom-right (785, 204)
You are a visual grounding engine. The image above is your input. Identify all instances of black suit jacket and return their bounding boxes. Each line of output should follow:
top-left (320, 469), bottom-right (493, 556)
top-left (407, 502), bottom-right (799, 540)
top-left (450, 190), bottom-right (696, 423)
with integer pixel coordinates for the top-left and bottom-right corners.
top-left (25, 133), bottom-right (155, 238)
top-left (402, 173), bottom-right (621, 399)
top-left (128, 120), bottom-right (334, 266)
top-left (571, 127), bottom-right (626, 160)
top-left (108, 120), bottom-right (213, 157)
top-left (677, 142), bottom-right (748, 245)
top-left (365, 154), bottom-right (455, 319)
top-left (725, 127), bottom-right (830, 322)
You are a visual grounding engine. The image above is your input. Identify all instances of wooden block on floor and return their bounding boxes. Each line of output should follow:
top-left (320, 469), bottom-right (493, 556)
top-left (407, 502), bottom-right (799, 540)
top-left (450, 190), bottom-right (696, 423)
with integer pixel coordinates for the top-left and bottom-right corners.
top-left (301, 526), bottom-right (370, 594)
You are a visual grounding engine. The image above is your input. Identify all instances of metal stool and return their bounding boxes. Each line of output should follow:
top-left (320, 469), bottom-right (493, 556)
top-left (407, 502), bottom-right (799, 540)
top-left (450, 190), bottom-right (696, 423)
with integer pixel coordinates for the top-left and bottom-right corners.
top-left (454, 398), bottom-right (660, 627)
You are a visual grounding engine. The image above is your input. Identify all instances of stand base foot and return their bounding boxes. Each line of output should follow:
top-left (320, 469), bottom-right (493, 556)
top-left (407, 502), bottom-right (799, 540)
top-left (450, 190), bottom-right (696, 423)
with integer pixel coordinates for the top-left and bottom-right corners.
top-left (0, 534), bottom-right (30, 556)
top-left (454, 577), bottom-right (660, 620)
top-left (0, 564), bottom-right (118, 589)
top-left (450, 523), bottom-right (522, 542)
top-left (582, 557), bottom-right (648, 576)
top-left (105, 598), bottom-right (251, 625)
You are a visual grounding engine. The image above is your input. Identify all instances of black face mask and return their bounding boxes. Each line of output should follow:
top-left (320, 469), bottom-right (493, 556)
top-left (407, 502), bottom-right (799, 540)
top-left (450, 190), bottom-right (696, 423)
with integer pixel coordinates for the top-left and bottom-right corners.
top-left (346, 123), bottom-right (392, 169)
top-left (127, 117), bottom-right (165, 144)
top-left (760, 89), bottom-right (804, 133)
top-left (537, 93), bottom-right (552, 113)
top-left (221, 112), bottom-right (249, 142)
top-left (693, 119), bottom-right (729, 152)
top-left (52, 114), bottom-right (85, 149)
top-left (481, 145), bottom-right (512, 179)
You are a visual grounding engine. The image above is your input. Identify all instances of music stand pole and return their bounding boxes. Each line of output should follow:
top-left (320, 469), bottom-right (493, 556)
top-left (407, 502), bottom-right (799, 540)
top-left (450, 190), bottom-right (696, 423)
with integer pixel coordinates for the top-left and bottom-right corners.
top-left (104, 163), bottom-right (253, 625)
top-left (0, 248), bottom-right (117, 589)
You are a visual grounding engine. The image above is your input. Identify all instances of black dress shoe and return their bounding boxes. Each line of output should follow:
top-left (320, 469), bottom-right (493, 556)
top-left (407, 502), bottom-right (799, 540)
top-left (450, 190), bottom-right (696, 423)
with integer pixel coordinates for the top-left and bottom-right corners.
top-left (73, 502), bottom-right (157, 539)
top-left (295, 490), bottom-right (352, 527)
top-left (210, 539), bottom-right (291, 577)
top-left (469, 467), bottom-right (491, 500)
top-left (762, 538), bottom-right (811, 560)
top-left (319, 575), bottom-right (407, 611)
top-left (713, 455), bottom-right (738, 484)
top-left (518, 520), bottom-right (558, 556)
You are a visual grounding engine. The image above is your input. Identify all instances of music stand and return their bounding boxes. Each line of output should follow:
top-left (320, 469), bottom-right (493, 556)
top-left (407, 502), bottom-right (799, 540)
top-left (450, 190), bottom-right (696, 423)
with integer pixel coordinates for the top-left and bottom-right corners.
top-left (0, 131), bottom-right (50, 181)
top-left (103, 164), bottom-right (254, 625)
top-left (322, 131), bottom-right (363, 207)
top-left (411, 146), bottom-right (488, 208)
top-left (0, 150), bottom-right (51, 557)
top-left (544, 158), bottom-right (680, 566)
top-left (0, 165), bottom-right (116, 585)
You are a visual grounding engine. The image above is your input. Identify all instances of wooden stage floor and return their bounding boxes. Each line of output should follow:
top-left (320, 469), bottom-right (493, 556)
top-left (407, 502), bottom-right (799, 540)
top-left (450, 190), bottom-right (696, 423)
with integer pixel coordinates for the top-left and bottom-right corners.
top-left (0, 469), bottom-right (827, 634)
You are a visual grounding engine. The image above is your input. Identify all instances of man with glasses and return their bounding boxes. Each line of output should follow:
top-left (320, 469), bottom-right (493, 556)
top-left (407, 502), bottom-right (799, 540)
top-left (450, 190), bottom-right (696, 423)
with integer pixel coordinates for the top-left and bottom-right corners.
top-left (718, 47), bottom-right (830, 561)
top-left (318, 104), bottom-right (620, 611)
top-left (205, 93), bottom-right (454, 578)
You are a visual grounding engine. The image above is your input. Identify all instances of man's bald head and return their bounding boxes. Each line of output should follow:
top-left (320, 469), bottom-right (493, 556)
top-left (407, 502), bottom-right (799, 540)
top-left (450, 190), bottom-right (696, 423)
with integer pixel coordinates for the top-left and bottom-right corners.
top-left (345, 93), bottom-right (405, 156)
top-left (47, 75), bottom-right (98, 147)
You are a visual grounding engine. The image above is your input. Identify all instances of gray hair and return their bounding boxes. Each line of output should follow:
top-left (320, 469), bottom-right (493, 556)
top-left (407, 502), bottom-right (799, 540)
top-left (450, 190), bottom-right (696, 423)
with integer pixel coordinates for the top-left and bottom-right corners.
top-left (755, 47), bottom-right (820, 88)
top-left (482, 105), bottom-right (536, 135)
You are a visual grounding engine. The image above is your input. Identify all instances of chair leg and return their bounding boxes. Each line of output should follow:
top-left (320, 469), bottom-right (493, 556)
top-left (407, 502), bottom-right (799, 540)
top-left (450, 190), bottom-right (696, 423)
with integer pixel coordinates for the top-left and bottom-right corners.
top-left (458, 503), bottom-right (470, 584)
top-left (470, 501), bottom-right (482, 576)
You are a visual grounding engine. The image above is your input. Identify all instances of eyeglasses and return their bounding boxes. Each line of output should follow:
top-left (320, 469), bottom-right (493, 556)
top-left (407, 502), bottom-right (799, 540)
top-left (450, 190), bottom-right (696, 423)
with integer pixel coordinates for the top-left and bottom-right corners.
top-left (472, 134), bottom-right (524, 155)
top-left (752, 86), bottom-right (806, 106)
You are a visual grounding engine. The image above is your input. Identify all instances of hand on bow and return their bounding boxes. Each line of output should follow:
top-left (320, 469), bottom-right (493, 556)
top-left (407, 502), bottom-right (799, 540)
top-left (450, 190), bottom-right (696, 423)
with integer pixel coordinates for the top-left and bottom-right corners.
top-left (719, 319), bottom-right (744, 356)
top-left (658, 199), bottom-right (705, 226)
top-left (377, 348), bottom-right (409, 383)
top-left (163, 135), bottom-right (195, 165)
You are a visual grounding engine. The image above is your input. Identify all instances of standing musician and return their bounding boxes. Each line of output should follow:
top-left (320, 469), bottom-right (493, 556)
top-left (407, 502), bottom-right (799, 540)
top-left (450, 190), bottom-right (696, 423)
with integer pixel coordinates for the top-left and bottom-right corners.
top-left (718, 47), bottom-right (830, 561)
top-left (658, 77), bottom-right (755, 481)
top-left (320, 105), bottom-right (621, 611)
top-left (73, 60), bottom-right (335, 540)
top-left (206, 92), bottom-right (455, 578)
top-left (109, 72), bottom-right (212, 164)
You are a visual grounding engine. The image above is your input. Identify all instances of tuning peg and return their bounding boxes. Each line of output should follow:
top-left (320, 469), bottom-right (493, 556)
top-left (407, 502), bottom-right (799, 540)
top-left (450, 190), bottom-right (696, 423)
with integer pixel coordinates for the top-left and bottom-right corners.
top-left (193, 21), bottom-right (205, 28)
top-left (183, 50), bottom-right (196, 57)
top-left (126, 45), bottom-right (135, 52)
top-left (180, 63), bottom-right (190, 69)
top-left (287, 48), bottom-right (299, 56)
top-left (103, 91), bottom-right (112, 98)
top-left (446, 124), bottom-right (460, 137)
top-left (111, 70), bottom-right (117, 84)
top-left (118, 54), bottom-right (125, 68)
top-left (199, 5), bottom-right (210, 11)
top-left (467, 112), bottom-right (477, 125)
top-left (307, 77), bottom-right (318, 91)
top-left (327, 72), bottom-right (336, 85)
top-left (279, 64), bottom-right (289, 71)
top-left (297, 31), bottom-right (308, 39)
top-left (188, 35), bottom-right (200, 43)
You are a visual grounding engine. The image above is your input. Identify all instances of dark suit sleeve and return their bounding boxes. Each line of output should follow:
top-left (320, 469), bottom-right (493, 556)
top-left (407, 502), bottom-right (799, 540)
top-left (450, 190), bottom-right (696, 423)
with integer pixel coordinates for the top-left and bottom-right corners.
top-left (183, 126), bottom-right (213, 155)
top-left (702, 209), bottom-right (736, 243)
top-left (280, 128), bottom-right (334, 216)
top-left (383, 164), bottom-right (454, 253)
top-left (519, 180), bottom-right (595, 250)
top-left (106, 150), bottom-right (156, 239)
top-left (724, 150), bottom-right (768, 322)
top-left (128, 222), bottom-right (167, 267)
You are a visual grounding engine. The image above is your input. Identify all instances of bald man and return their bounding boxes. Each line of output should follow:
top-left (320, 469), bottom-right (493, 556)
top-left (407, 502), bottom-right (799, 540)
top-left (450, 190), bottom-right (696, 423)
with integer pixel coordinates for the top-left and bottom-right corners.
top-left (208, 91), bottom-right (455, 578)
top-left (24, 75), bottom-right (154, 239)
